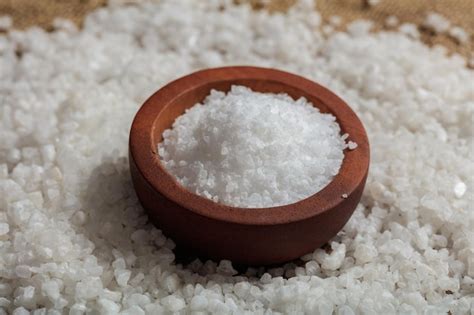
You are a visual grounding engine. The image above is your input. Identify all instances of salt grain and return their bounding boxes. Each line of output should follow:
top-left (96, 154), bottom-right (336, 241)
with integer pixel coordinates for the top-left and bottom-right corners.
top-left (0, 15), bottom-right (12, 31)
top-left (159, 86), bottom-right (347, 208)
top-left (399, 23), bottom-right (420, 39)
top-left (329, 15), bottom-right (342, 27)
top-left (97, 298), bottom-right (120, 314)
top-left (454, 182), bottom-right (466, 198)
top-left (347, 141), bottom-right (358, 150)
top-left (448, 26), bottom-right (470, 44)
top-left (366, 0), bottom-right (380, 6)
top-left (12, 308), bottom-right (29, 315)
top-left (15, 265), bottom-right (32, 278)
top-left (0, 223), bottom-right (9, 235)
top-left (423, 12), bottom-right (451, 34)
top-left (190, 295), bottom-right (208, 311)
top-left (0, 298), bottom-right (10, 308)
top-left (114, 269), bottom-right (131, 287)
top-left (41, 280), bottom-right (60, 301)
top-left (161, 295), bottom-right (186, 312)
top-left (385, 15), bottom-right (399, 28)
top-left (120, 305), bottom-right (145, 315)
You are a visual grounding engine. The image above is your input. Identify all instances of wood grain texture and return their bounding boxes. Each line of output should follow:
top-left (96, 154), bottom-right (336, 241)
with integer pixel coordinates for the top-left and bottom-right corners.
top-left (129, 66), bottom-right (370, 265)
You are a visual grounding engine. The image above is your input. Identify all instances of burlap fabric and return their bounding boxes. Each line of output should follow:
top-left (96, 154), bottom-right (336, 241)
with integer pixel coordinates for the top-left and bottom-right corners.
top-left (0, 0), bottom-right (472, 60)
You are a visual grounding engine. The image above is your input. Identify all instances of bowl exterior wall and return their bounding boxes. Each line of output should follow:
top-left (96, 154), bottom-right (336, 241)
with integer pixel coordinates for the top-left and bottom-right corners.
top-left (130, 152), bottom-right (366, 265)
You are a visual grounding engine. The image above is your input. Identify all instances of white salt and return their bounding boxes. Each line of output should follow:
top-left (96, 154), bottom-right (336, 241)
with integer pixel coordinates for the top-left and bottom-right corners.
top-left (448, 26), bottom-right (470, 44)
top-left (0, 223), bottom-right (9, 235)
top-left (399, 23), bottom-right (420, 39)
top-left (385, 15), bottom-right (399, 28)
top-left (0, 15), bottom-right (12, 31)
top-left (161, 295), bottom-right (186, 312)
top-left (158, 86), bottom-right (347, 208)
top-left (41, 280), bottom-right (60, 301)
top-left (347, 141), bottom-right (358, 150)
top-left (114, 269), bottom-right (131, 287)
top-left (366, 0), bottom-right (380, 6)
top-left (423, 12), bottom-right (450, 34)
top-left (454, 182), bottom-right (466, 198)
top-left (97, 299), bottom-right (120, 314)
top-left (190, 295), bottom-right (208, 311)
top-left (0, 0), bottom-right (472, 313)
top-left (329, 15), bottom-right (342, 27)
top-left (12, 308), bottom-right (29, 315)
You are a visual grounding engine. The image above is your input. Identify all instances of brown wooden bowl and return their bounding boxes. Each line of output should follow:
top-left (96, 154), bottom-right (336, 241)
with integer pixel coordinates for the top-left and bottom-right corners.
top-left (129, 66), bottom-right (369, 265)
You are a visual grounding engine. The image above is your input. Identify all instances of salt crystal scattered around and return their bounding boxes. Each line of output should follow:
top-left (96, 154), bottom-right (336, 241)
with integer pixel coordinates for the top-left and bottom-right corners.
top-left (347, 20), bottom-right (373, 36)
top-left (347, 141), bottom-right (358, 150)
top-left (448, 26), bottom-right (470, 44)
top-left (423, 12), bottom-right (451, 34)
top-left (329, 15), bottom-right (342, 27)
top-left (342, 194), bottom-right (348, 199)
top-left (322, 25), bottom-right (335, 36)
top-left (422, 11), bottom-right (470, 44)
top-left (399, 23), bottom-right (421, 39)
top-left (0, 0), bottom-right (472, 313)
top-left (0, 223), bottom-right (9, 236)
top-left (12, 307), bottom-right (29, 315)
top-left (385, 15), bottom-right (399, 28)
top-left (454, 182), bottom-right (466, 198)
top-left (366, 0), bottom-right (380, 6)
top-left (0, 15), bottom-right (12, 31)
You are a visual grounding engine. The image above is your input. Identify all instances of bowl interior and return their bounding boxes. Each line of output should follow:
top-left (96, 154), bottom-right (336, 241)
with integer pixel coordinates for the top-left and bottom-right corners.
top-left (131, 67), bottom-right (369, 225)
top-left (151, 79), bottom-right (343, 145)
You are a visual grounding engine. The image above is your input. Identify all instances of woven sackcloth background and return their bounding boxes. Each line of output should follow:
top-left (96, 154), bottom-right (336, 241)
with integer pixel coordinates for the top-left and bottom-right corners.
top-left (0, 0), bottom-right (473, 60)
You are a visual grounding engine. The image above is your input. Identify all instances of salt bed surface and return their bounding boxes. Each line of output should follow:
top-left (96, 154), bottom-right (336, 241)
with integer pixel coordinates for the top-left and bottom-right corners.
top-left (0, 0), bottom-right (473, 314)
top-left (158, 86), bottom-right (347, 208)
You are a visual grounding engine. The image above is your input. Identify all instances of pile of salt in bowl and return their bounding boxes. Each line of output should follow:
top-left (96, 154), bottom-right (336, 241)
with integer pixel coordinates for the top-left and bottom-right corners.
top-left (0, 0), bottom-right (473, 314)
top-left (158, 85), bottom-right (348, 208)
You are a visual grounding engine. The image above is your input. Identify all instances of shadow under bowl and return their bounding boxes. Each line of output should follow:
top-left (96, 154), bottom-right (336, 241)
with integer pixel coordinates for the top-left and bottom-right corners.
top-left (129, 66), bottom-right (370, 265)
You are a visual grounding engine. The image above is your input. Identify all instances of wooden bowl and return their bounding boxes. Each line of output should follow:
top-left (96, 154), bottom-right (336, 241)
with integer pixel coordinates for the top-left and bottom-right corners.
top-left (129, 66), bottom-right (369, 265)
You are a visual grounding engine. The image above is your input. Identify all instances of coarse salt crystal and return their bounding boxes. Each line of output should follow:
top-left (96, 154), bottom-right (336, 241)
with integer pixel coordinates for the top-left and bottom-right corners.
top-left (15, 265), bottom-right (32, 278)
top-left (347, 20), bottom-right (373, 36)
top-left (97, 298), bottom-right (120, 314)
top-left (385, 15), bottom-right (399, 28)
top-left (120, 305), bottom-right (145, 315)
top-left (0, 0), bottom-right (472, 313)
top-left (114, 269), bottom-right (131, 287)
top-left (0, 164), bottom-right (7, 179)
top-left (454, 182), bottom-right (466, 198)
top-left (190, 295), bottom-right (208, 311)
top-left (399, 23), bottom-right (420, 39)
top-left (0, 223), bottom-right (9, 235)
top-left (42, 280), bottom-right (60, 301)
top-left (71, 210), bottom-right (86, 225)
top-left (367, 0), bottom-right (380, 6)
top-left (161, 295), bottom-right (185, 312)
top-left (159, 86), bottom-right (347, 208)
top-left (347, 141), bottom-right (358, 150)
top-left (0, 16), bottom-right (12, 31)
top-left (0, 298), bottom-right (10, 307)
top-left (423, 12), bottom-right (450, 34)
top-left (448, 26), bottom-right (470, 44)
top-left (329, 15), bottom-right (342, 26)
top-left (12, 308), bottom-right (29, 315)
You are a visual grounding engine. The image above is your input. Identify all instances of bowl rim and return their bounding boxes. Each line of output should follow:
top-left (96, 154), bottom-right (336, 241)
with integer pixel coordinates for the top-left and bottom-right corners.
top-left (129, 66), bottom-right (369, 226)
